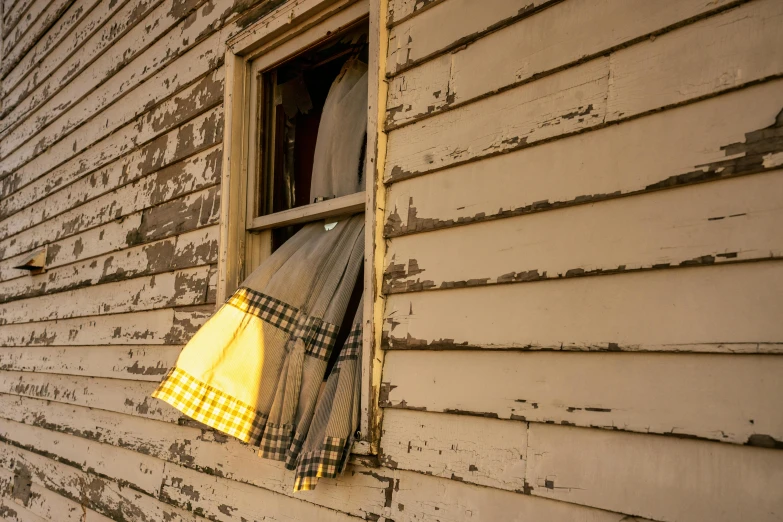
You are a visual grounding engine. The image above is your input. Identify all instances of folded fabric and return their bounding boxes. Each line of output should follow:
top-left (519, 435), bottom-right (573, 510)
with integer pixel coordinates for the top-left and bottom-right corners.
top-left (152, 215), bottom-right (364, 473)
top-left (291, 299), bottom-right (362, 491)
top-left (309, 57), bottom-right (368, 202)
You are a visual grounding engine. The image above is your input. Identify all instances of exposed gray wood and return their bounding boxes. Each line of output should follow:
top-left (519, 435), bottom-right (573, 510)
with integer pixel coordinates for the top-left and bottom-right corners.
top-left (0, 0), bottom-right (122, 112)
top-left (0, 265), bottom-right (212, 324)
top-left (0, 0), bottom-right (36, 47)
top-left (0, 371), bottom-right (181, 423)
top-left (0, 394), bottom-right (394, 519)
top-left (0, 145), bottom-right (221, 262)
top-left (386, 0), bottom-right (740, 126)
top-left (0, 67), bottom-right (225, 198)
top-left (0, 0), bottom-right (73, 83)
top-left (0, 109), bottom-right (222, 240)
top-left (0, 305), bottom-right (213, 346)
top-left (160, 463), bottom-right (360, 522)
top-left (0, 418), bottom-right (165, 497)
top-left (384, 57), bottom-right (609, 181)
top-left (0, 0), bottom-right (160, 127)
top-left (384, 78), bottom-right (783, 237)
top-left (0, 28), bottom-right (223, 182)
top-left (382, 351), bottom-right (783, 445)
top-left (526, 424), bottom-right (783, 522)
top-left (0, 442), bottom-right (203, 521)
top-left (0, 104), bottom-right (223, 222)
top-left (0, 225), bottom-right (219, 302)
top-left (0, 467), bottom-right (113, 522)
top-left (0, 489), bottom-right (48, 522)
top-left (391, 466), bottom-right (643, 522)
top-left (0, 184), bottom-right (220, 287)
top-left (0, 0), bottom-right (101, 95)
top-left (383, 261), bottom-right (783, 353)
top-left (386, 0), bottom-right (552, 73)
top-left (0, 345), bottom-right (182, 381)
top-left (381, 408), bottom-right (527, 490)
top-left (384, 171), bottom-right (783, 293)
top-left (384, 0), bottom-right (783, 181)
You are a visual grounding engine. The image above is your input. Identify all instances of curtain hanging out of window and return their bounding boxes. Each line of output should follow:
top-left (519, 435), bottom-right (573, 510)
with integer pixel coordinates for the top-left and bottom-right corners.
top-left (152, 56), bottom-right (368, 492)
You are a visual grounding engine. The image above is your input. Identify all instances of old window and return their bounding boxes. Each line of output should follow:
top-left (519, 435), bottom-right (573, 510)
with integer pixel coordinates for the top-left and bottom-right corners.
top-left (216, 0), bottom-right (386, 460)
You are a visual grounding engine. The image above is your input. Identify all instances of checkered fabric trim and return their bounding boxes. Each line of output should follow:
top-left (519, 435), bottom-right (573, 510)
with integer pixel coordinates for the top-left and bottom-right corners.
top-left (152, 367), bottom-right (267, 445)
top-left (227, 287), bottom-right (299, 333)
top-left (258, 422), bottom-right (294, 461)
top-left (284, 431), bottom-right (308, 470)
top-left (229, 287), bottom-right (340, 361)
top-left (303, 319), bottom-right (340, 361)
top-left (337, 324), bottom-right (362, 362)
top-left (293, 436), bottom-right (351, 492)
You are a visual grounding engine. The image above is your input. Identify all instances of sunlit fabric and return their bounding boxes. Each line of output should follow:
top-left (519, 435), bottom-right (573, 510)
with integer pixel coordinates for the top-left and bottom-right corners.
top-left (153, 216), bottom-right (364, 476)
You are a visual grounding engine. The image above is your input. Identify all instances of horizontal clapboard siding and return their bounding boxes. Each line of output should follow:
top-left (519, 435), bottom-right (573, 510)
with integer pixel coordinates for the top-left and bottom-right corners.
top-left (385, 0), bottom-right (743, 124)
top-left (380, 409), bottom-right (783, 522)
top-left (383, 261), bottom-right (783, 353)
top-left (381, 351), bottom-right (783, 444)
top-left (384, 170), bottom-right (783, 293)
top-left (383, 78), bottom-right (783, 238)
top-left (384, 0), bottom-right (783, 179)
top-left (377, 1), bottom-right (783, 522)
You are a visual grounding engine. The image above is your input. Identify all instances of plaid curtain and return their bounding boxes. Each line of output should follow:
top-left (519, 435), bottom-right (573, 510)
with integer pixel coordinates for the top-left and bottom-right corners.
top-left (152, 215), bottom-right (364, 489)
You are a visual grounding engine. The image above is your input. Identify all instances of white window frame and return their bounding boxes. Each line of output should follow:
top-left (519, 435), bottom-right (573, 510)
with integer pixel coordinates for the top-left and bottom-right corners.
top-left (217, 0), bottom-right (388, 455)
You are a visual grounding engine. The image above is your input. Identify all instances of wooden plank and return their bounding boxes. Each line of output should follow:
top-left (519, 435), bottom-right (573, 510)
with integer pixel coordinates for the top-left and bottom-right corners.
top-left (0, 184), bottom-right (221, 287)
top-left (0, 226), bottom-right (219, 302)
top-left (0, 371), bottom-right (181, 423)
top-left (0, 0), bottom-right (73, 82)
top-left (386, 0), bottom-right (419, 26)
top-left (0, 0), bottom-right (123, 111)
top-left (0, 494), bottom-right (47, 522)
top-left (380, 408), bottom-right (527, 490)
top-left (390, 466), bottom-right (643, 522)
top-left (525, 423), bottom-right (783, 522)
top-left (0, 345), bottom-right (182, 381)
top-left (0, 418), bottom-right (165, 496)
top-left (0, 109), bottom-right (222, 239)
top-left (0, 265), bottom-right (212, 324)
top-left (607, 0), bottom-right (783, 122)
top-left (0, 67), bottom-right (225, 199)
top-left (383, 78), bottom-right (783, 237)
top-left (384, 0), bottom-right (783, 181)
top-left (386, 0), bottom-right (552, 73)
top-left (0, 144), bottom-right (220, 261)
top-left (384, 171), bottom-right (783, 293)
top-left (382, 351), bottom-right (783, 445)
top-left (0, 104), bottom-right (223, 222)
top-left (0, 394), bottom-right (393, 519)
top-left (384, 57), bottom-right (609, 182)
top-left (0, 0), bottom-right (35, 44)
top-left (0, 27), bottom-right (222, 182)
top-left (0, 305), bottom-right (212, 346)
top-left (0, 0), bottom-right (102, 95)
top-left (386, 0), bottom-right (741, 126)
top-left (0, 0), bottom-right (159, 125)
top-left (160, 463), bottom-right (359, 522)
top-left (383, 261), bottom-right (783, 353)
top-left (0, 442), bottom-right (203, 521)
top-left (0, 467), bottom-right (113, 522)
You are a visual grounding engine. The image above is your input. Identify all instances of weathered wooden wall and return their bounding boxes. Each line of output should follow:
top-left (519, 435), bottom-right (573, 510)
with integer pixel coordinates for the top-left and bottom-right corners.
top-left (379, 0), bottom-right (783, 521)
top-left (0, 0), bottom-right (780, 520)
